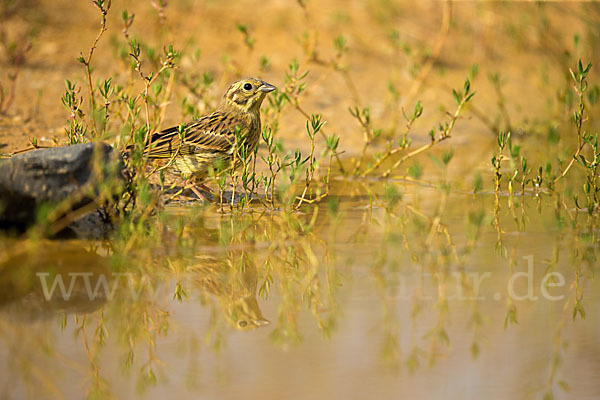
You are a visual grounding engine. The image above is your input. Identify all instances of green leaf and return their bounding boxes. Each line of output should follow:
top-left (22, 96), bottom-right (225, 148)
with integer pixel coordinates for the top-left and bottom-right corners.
top-left (469, 64), bottom-right (479, 80)
top-left (428, 154), bottom-right (444, 170)
top-left (408, 162), bottom-right (422, 179)
top-left (572, 302), bottom-right (586, 320)
top-left (473, 172), bottom-right (483, 193)
top-left (442, 149), bottom-right (454, 165)
top-left (413, 100), bottom-right (423, 119)
top-left (452, 89), bottom-right (460, 105)
top-left (569, 68), bottom-right (577, 83)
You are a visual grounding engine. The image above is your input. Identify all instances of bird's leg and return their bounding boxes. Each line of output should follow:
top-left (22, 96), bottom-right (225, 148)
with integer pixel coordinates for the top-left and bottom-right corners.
top-left (189, 185), bottom-right (208, 202)
top-left (197, 183), bottom-right (213, 193)
top-left (180, 177), bottom-right (208, 202)
top-left (183, 178), bottom-right (213, 202)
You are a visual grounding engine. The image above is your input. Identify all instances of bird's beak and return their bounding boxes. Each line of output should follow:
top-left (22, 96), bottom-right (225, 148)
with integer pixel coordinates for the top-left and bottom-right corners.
top-left (259, 82), bottom-right (276, 93)
top-left (253, 318), bottom-right (271, 327)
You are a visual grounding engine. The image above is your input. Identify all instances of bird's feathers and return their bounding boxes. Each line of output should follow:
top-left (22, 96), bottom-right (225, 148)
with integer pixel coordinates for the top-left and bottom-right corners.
top-left (144, 110), bottom-right (243, 159)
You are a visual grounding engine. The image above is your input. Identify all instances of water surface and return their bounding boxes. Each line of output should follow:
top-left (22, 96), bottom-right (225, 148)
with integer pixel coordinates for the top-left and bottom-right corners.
top-left (1, 182), bottom-right (598, 400)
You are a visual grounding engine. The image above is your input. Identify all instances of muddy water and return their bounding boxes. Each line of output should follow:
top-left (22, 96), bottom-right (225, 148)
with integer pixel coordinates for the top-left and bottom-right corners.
top-left (1, 0), bottom-right (600, 398)
top-left (0, 181), bottom-right (598, 400)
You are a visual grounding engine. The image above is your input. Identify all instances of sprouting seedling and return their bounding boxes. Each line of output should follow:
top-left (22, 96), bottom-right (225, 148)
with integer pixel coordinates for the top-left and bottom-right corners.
top-left (0, 30), bottom-right (33, 115)
top-left (127, 37), bottom-right (179, 134)
top-left (364, 78), bottom-right (474, 179)
top-left (259, 55), bottom-right (271, 73)
top-left (408, 162), bottom-right (423, 180)
top-left (497, 130), bottom-right (510, 152)
top-left (61, 80), bottom-right (87, 144)
top-left (226, 126), bottom-right (245, 209)
top-left (428, 149), bottom-right (454, 192)
top-left (236, 23), bottom-right (255, 51)
top-left (99, 78), bottom-right (113, 104)
top-left (520, 156), bottom-right (531, 193)
top-left (267, 89), bottom-right (290, 115)
top-left (350, 106), bottom-right (382, 175)
top-left (573, 133), bottom-right (600, 211)
top-left (151, 0), bottom-right (168, 26)
top-left (296, 114), bottom-right (325, 208)
top-left (327, 34), bottom-right (361, 106)
top-left (359, 100), bottom-right (423, 177)
top-left (261, 125), bottom-right (280, 206)
top-left (77, 0), bottom-right (112, 138)
top-left (281, 58), bottom-right (346, 174)
top-left (492, 131), bottom-right (511, 192)
top-left (400, 99), bottom-right (423, 146)
top-left (442, 149), bottom-right (454, 165)
top-left (97, 78), bottom-right (114, 135)
top-left (285, 58), bottom-right (309, 98)
top-left (488, 72), bottom-right (512, 132)
top-left (532, 166), bottom-right (544, 192)
top-left (491, 154), bottom-right (501, 192)
top-left (121, 10), bottom-right (135, 39)
top-left (326, 134), bottom-right (340, 153)
top-left (176, 124), bottom-right (187, 142)
top-left (473, 172), bottom-right (483, 194)
top-left (333, 35), bottom-right (348, 59)
top-left (544, 161), bottom-right (555, 190)
top-left (554, 59), bottom-right (592, 185)
top-left (507, 170), bottom-right (519, 197)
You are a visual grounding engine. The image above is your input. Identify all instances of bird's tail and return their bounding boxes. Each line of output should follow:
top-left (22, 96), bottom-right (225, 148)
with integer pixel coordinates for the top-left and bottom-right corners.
top-left (121, 130), bottom-right (165, 162)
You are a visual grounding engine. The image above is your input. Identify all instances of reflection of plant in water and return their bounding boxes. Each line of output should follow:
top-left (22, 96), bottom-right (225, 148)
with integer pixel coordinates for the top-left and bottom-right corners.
top-left (361, 157), bottom-right (493, 369)
top-left (243, 211), bottom-right (339, 345)
top-left (187, 252), bottom-right (269, 331)
top-left (538, 191), bottom-right (598, 399)
top-left (75, 312), bottom-right (112, 399)
top-left (2, 179), bottom-right (600, 397)
top-left (150, 208), bottom-right (342, 346)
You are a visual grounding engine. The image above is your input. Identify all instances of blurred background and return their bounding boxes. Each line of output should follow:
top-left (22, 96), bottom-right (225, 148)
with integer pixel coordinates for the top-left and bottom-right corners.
top-left (1, 1), bottom-right (599, 159)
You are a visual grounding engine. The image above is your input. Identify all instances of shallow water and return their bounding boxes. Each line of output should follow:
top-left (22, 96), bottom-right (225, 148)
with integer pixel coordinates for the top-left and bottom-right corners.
top-left (1, 0), bottom-right (600, 398)
top-left (0, 181), bottom-right (598, 400)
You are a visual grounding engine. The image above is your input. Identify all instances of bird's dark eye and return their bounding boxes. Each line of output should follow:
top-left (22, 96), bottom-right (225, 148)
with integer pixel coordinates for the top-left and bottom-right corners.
top-left (243, 83), bottom-right (253, 91)
top-left (239, 320), bottom-right (248, 327)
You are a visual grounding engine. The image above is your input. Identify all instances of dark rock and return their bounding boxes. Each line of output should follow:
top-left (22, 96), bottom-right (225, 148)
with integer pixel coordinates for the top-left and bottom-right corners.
top-left (0, 142), bottom-right (124, 231)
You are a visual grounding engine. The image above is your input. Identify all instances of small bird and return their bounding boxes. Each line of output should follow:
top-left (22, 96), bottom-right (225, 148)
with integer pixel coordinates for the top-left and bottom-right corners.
top-left (143, 77), bottom-right (276, 198)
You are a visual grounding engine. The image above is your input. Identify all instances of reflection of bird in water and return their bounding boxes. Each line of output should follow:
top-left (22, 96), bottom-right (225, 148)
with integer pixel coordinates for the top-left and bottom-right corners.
top-left (187, 253), bottom-right (269, 331)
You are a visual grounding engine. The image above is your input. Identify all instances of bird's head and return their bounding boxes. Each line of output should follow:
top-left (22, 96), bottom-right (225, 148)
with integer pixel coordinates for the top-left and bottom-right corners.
top-left (222, 77), bottom-right (276, 113)
top-left (224, 295), bottom-right (270, 331)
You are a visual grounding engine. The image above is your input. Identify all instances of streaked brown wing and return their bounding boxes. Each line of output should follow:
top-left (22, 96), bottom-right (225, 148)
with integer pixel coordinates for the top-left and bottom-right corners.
top-left (145, 111), bottom-right (242, 159)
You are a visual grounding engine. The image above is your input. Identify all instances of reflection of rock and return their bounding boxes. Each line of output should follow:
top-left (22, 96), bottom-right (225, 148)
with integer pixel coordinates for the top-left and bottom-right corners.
top-left (0, 241), bottom-right (110, 320)
top-left (188, 254), bottom-right (269, 331)
top-left (0, 143), bottom-right (124, 233)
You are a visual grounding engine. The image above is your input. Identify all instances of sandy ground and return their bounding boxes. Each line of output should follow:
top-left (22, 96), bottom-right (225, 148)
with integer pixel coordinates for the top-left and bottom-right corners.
top-left (1, 1), bottom-right (599, 176)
